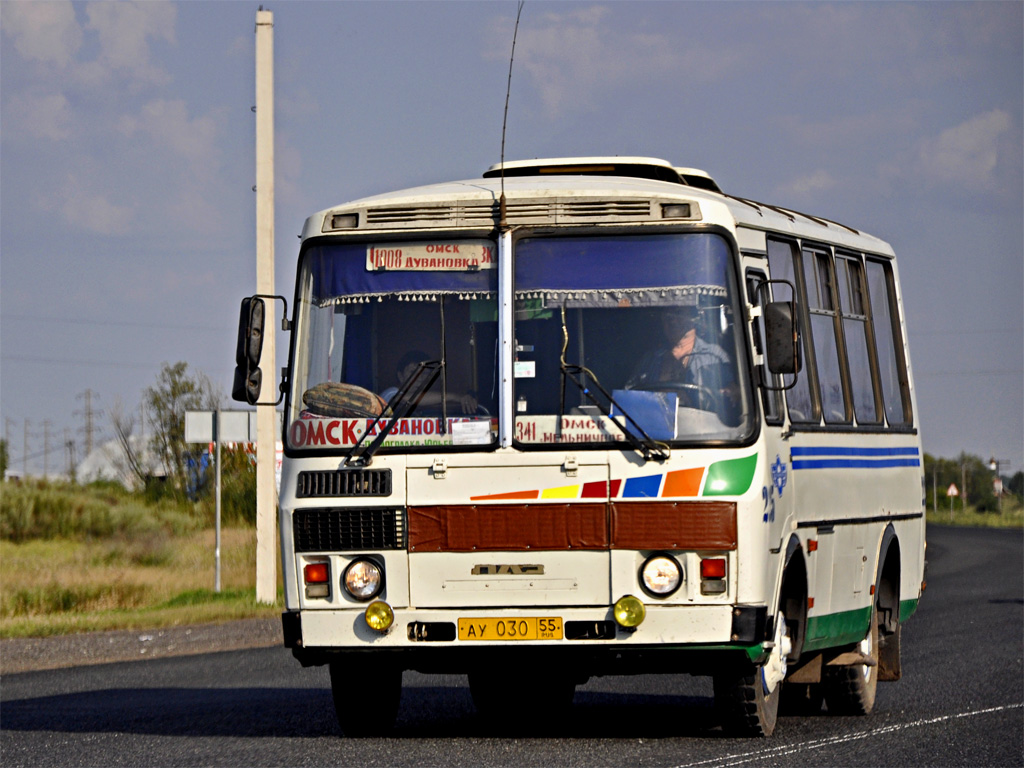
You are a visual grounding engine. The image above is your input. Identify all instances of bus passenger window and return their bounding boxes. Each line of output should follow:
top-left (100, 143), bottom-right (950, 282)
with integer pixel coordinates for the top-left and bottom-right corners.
top-left (866, 259), bottom-right (911, 426)
top-left (837, 256), bottom-right (880, 424)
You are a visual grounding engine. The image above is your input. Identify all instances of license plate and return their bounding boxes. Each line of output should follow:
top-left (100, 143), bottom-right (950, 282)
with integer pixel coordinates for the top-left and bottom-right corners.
top-left (458, 617), bottom-right (563, 641)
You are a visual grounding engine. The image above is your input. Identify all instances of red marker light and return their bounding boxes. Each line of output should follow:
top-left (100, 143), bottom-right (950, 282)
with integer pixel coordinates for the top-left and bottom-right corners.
top-left (700, 558), bottom-right (726, 579)
top-left (304, 563), bottom-right (329, 584)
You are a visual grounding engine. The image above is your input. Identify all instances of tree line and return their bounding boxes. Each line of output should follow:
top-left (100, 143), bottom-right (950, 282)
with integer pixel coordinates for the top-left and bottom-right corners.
top-left (924, 452), bottom-right (1023, 513)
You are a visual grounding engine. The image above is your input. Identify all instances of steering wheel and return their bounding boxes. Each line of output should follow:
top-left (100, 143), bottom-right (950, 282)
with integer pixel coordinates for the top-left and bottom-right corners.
top-left (646, 381), bottom-right (721, 413)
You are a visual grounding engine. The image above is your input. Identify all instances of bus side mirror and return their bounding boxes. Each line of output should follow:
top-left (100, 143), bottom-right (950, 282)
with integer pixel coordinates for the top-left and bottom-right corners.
top-left (232, 297), bottom-right (265, 404)
top-left (764, 301), bottom-right (801, 375)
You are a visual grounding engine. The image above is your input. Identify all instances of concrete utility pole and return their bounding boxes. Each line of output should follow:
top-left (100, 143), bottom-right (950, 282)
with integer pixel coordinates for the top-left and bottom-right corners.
top-left (254, 7), bottom-right (277, 604)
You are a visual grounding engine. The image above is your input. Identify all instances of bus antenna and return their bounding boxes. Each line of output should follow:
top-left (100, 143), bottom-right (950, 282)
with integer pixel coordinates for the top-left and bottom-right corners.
top-left (499, 1), bottom-right (524, 230)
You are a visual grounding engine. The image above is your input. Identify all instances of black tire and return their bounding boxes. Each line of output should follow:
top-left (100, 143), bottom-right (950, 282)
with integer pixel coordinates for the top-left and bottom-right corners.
top-left (823, 605), bottom-right (879, 716)
top-left (714, 609), bottom-right (789, 737)
top-left (714, 668), bottom-right (781, 737)
top-left (329, 661), bottom-right (402, 737)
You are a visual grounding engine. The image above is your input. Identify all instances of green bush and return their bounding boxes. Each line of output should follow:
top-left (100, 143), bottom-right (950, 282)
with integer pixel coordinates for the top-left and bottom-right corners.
top-left (0, 480), bottom-right (199, 542)
top-left (198, 446), bottom-right (257, 526)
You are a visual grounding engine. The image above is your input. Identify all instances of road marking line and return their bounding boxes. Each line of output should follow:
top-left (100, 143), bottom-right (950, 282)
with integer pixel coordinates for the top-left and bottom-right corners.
top-left (672, 703), bottom-right (1024, 768)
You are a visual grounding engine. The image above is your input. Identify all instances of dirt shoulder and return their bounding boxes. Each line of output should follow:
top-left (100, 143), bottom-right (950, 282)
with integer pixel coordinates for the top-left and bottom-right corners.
top-left (0, 617), bottom-right (282, 675)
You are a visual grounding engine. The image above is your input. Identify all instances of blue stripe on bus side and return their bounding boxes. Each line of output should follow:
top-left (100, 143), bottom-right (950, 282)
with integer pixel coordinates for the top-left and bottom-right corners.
top-left (792, 458), bottom-right (921, 470)
top-left (791, 446), bottom-right (920, 457)
top-left (791, 445), bottom-right (920, 470)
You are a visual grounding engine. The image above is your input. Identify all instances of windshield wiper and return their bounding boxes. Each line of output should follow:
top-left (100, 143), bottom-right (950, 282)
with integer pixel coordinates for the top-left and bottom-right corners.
top-left (342, 360), bottom-right (442, 467)
top-left (557, 305), bottom-right (668, 463)
top-left (560, 363), bottom-right (669, 463)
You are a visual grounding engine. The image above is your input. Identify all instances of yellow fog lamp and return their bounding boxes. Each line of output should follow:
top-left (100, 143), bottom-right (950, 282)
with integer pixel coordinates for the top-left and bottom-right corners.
top-left (613, 595), bottom-right (647, 628)
top-left (364, 600), bottom-right (395, 633)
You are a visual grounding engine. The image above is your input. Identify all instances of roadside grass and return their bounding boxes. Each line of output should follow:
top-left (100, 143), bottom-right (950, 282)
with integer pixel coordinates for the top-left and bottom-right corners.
top-left (1, 525), bottom-right (280, 639)
top-left (925, 494), bottom-right (1023, 529)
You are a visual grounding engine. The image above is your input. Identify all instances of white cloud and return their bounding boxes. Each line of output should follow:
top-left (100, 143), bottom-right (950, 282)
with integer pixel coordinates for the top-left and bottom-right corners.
top-left (80, 1), bottom-right (176, 87)
top-left (58, 174), bottom-right (133, 236)
top-left (488, 5), bottom-right (740, 118)
top-left (0, 1), bottom-right (82, 69)
top-left (6, 92), bottom-right (73, 141)
top-left (775, 170), bottom-right (838, 200)
top-left (118, 99), bottom-right (220, 170)
top-left (917, 110), bottom-right (1013, 190)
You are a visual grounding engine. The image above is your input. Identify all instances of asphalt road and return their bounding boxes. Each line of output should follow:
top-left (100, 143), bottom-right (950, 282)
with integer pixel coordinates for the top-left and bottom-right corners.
top-left (2, 524), bottom-right (1021, 767)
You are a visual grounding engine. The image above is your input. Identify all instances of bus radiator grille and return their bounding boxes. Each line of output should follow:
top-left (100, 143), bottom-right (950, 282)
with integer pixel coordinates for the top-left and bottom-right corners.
top-left (296, 469), bottom-right (392, 498)
top-left (292, 508), bottom-right (406, 552)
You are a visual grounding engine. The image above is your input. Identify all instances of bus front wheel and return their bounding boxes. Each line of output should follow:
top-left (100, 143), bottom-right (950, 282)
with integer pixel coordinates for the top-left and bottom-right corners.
top-left (714, 610), bottom-right (791, 737)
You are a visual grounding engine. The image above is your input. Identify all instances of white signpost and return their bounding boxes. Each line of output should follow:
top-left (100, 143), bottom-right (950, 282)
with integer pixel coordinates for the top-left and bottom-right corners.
top-left (947, 483), bottom-right (959, 521)
top-left (185, 410), bottom-right (261, 592)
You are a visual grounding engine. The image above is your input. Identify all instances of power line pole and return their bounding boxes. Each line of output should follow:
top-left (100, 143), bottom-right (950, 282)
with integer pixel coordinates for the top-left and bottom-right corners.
top-left (23, 418), bottom-right (30, 477)
top-left (76, 389), bottom-right (102, 458)
top-left (65, 428), bottom-right (76, 477)
top-left (43, 420), bottom-right (52, 479)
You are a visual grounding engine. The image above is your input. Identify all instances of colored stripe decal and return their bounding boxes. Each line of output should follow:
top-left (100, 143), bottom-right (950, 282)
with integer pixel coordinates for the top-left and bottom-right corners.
top-left (662, 467), bottom-right (705, 497)
top-left (792, 445), bottom-right (920, 470)
top-left (541, 484), bottom-right (580, 499)
top-left (470, 489), bottom-right (539, 501)
top-left (702, 454), bottom-right (758, 496)
top-left (622, 474), bottom-right (663, 498)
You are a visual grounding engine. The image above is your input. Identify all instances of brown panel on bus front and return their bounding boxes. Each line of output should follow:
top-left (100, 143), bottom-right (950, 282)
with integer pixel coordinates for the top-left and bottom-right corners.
top-left (610, 501), bottom-right (737, 550)
top-left (408, 504), bottom-right (609, 552)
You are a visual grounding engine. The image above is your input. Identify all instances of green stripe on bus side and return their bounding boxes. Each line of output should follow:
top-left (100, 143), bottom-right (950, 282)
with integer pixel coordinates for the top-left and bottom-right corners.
top-left (702, 454), bottom-right (758, 496)
top-left (802, 606), bottom-right (871, 652)
top-left (899, 597), bottom-right (920, 622)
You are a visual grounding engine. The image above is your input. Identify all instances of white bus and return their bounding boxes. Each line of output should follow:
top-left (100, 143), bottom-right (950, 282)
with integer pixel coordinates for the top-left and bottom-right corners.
top-left (233, 157), bottom-right (925, 736)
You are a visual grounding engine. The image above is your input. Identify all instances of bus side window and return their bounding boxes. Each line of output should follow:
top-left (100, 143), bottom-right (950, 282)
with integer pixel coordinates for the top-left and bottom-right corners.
top-left (865, 259), bottom-right (912, 426)
top-left (767, 238), bottom-right (815, 423)
top-left (802, 248), bottom-right (850, 424)
top-left (745, 270), bottom-right (783, 423)
top-left (836, 254), bottom-right (881, 424)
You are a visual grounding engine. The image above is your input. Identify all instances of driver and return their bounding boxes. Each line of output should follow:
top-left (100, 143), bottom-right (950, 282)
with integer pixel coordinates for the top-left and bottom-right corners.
top-left (626, 305), bottom-right (736, 411)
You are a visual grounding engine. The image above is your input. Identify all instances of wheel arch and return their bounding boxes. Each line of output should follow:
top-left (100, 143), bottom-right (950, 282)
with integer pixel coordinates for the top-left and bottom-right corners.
top-left (874, 524), bottom-right (903, 681)
top-left (778, 533), bottom-right (808, 660)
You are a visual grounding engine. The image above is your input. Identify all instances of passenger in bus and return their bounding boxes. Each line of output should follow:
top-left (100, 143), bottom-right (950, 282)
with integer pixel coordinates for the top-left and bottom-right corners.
top-left (626, 305), bottom-right (738, 419)
top-left (381, 350), bottom-right (481, 414)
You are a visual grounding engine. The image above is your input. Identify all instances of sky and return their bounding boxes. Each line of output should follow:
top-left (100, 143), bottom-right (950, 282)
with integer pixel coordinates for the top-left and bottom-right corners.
top-left (1, 1), bottom-right (1021, 479)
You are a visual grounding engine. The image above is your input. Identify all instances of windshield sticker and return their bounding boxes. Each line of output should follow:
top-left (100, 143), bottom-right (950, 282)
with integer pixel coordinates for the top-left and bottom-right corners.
top-left (513, 361), bottom-right (536, 378)
top-left (367, 242), bottom-right (496, 272)
top-left (451, 420), bottom-right (492, 446)
top-left (289, 416), bottom-right (494, 448)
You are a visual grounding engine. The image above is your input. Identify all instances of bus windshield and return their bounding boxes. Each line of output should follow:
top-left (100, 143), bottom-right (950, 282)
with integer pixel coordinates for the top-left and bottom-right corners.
top-left (288, 239), bottom-right (499, 451)
top-left (512, 232), bottom-right (753, 446)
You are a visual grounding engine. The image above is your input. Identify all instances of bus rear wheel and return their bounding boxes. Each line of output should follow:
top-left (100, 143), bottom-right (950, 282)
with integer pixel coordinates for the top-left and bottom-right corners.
top-left (823, 604), bottom-right (879, 715)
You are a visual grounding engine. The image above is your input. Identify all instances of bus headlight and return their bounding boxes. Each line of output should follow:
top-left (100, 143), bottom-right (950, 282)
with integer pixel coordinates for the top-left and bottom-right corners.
top-left (613, 595), bottom-right (647, 628)
top-left (343, 558), bottom-right (384, 601)
top-left (640, 554), bottom-right (683, 597)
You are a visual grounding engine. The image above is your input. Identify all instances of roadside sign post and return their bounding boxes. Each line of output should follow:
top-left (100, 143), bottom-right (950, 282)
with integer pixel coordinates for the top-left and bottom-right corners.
top-left (185, 410), bottom-right (260, 593)
top-left (947, 483), bottom-right (959, 522)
